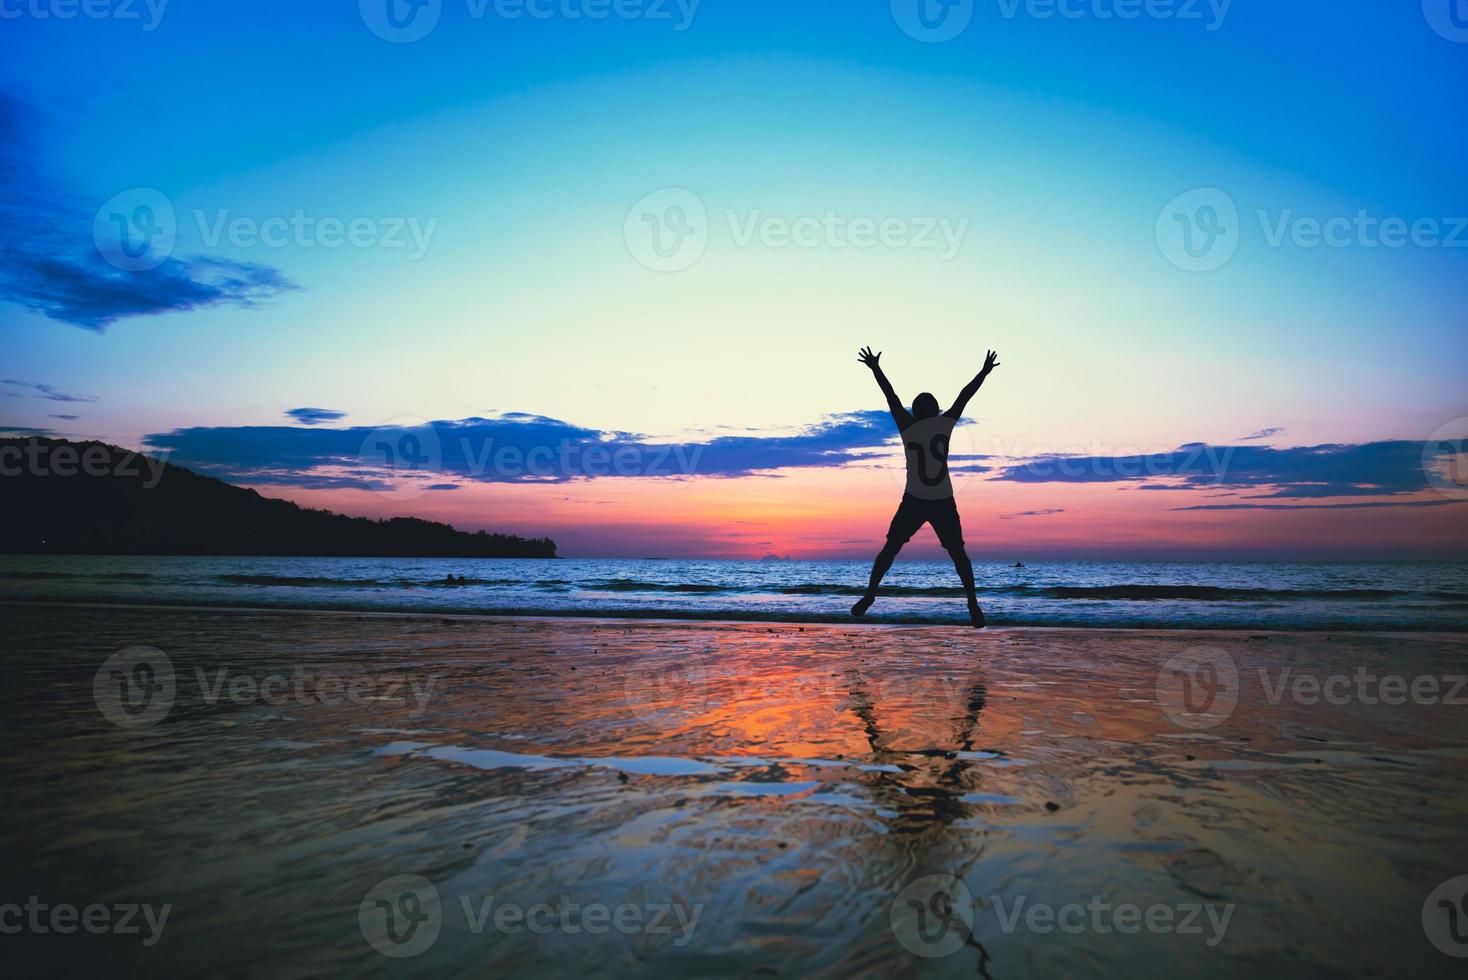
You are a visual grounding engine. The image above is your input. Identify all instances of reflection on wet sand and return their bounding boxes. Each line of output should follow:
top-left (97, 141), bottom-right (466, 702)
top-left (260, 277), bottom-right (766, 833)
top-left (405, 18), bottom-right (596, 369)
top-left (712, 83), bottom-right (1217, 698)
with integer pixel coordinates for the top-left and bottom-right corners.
top-left (842, 665), bottom-right (998, 974)
top-left (3, 605), bottom-right (1467, 978)
top-left (842, 666), bottom-right (990, 833)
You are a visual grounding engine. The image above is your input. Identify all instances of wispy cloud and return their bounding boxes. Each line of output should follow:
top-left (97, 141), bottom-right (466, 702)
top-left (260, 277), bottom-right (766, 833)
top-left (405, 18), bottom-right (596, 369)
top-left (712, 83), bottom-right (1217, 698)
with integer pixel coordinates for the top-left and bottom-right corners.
top-left (0, 90), bottom-right (295, 331)
top-left (1241, 427), bottom-right (1284, 441)
top-left (143, 410), bottom-right (898, 489)
top-left (998, 508), bottom-right (1065, 520)
top-left (2, 252), bottom-right (294, 331)
top-left (1177, 499), bottom-right (1466, 511)
top-left (2, 379), bottom-right (97, 403)
top-left (990, 441), bottom-right (1438, 500)
top-left (285, 407), bottom-right (347, 426)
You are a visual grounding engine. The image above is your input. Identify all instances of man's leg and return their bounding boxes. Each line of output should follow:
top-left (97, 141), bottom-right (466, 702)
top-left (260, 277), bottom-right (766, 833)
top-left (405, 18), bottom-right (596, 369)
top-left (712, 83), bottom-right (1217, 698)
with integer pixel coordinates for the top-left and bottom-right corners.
top-left (945, 543), bottom-right (977, 600)
top-left (853, 499), bottom-right (919, 617)
top-left (934, 499), bottom-right (985, 628)
top-left (853, 539), bottom-right (903, 615)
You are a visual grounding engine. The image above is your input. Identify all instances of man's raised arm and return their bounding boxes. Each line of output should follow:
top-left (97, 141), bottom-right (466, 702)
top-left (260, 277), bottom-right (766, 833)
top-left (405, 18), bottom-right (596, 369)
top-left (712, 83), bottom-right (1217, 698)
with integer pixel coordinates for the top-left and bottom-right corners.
top-left (858, 347), bottom-right (912, 430)
top-left (944, 349), bottom-right (1000, 420)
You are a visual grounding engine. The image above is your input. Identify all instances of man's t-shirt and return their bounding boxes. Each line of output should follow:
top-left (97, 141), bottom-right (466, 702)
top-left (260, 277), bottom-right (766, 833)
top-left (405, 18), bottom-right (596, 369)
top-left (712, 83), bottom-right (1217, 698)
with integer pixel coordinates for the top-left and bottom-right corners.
top-left (901, 415), bottom-right (956, 500)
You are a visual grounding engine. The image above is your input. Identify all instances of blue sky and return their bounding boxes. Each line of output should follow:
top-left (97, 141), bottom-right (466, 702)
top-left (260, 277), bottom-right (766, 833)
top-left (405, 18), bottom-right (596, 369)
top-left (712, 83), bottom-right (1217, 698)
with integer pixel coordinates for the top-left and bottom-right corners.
top-left (3, 1), bottom-right (1466, 556)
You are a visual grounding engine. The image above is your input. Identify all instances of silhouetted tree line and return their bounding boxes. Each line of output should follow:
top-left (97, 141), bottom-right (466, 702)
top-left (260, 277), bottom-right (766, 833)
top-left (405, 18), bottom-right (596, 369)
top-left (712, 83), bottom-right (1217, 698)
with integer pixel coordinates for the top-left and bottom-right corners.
top-left (0, 437), bottom-right (558, 558)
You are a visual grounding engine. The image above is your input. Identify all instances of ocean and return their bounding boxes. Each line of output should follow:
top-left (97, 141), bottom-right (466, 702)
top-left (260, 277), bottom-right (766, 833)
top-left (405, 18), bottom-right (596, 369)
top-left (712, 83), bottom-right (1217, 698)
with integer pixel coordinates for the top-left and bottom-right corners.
top-left (3, 555), bottom-right (1466, 630)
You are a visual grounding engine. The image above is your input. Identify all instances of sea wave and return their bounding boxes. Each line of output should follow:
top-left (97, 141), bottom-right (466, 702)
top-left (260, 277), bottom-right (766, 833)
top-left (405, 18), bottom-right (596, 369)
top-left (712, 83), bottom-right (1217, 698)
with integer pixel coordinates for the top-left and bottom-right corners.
top-left (186, 574), bottom-right (1468, 604)
top-left (598, 580), bottom-right (1468, 603)
top-left (7, 557), bottom-right (1465, 631)
top-left (215, 574), bottom-right (381, 587)
top-left (590, 579), bottom-right (732, 594)
top-left (7, 592), bottom-right (1465, 631)
top-left (0, 570), bottom-right (155, 581)
top-left (1028, 585), bottom-right (1468, 602)
top-left (211, 574), bottom-right (559, 588)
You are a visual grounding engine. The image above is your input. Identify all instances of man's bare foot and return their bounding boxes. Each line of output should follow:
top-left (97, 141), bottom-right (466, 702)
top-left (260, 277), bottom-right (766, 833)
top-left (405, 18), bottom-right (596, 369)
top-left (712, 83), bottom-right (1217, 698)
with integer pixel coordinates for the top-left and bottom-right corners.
top-left (969, 603), bottom-right (986, 629)
top-left (851, 593), bottom-right (876, 617)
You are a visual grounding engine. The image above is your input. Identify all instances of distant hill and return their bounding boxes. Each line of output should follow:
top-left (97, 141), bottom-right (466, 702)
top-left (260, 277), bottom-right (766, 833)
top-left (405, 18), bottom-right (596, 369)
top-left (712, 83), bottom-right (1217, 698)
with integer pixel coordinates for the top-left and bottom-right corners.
top-left (0, 437), bottom-right (557, 558)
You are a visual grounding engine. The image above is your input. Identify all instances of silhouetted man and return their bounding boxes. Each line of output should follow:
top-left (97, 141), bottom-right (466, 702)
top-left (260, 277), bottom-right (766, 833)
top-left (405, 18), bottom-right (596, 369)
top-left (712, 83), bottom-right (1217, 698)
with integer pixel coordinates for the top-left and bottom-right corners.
top-left (852, 346), bottom-right (999, 628)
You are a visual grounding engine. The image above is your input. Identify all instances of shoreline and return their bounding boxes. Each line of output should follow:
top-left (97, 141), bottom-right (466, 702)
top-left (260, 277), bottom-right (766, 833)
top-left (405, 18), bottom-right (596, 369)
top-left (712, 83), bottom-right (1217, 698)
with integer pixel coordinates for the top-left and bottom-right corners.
top-left (4, 596), bottom-right (1468, 637)
top-left (5, 594), bottom-right (1468, 635)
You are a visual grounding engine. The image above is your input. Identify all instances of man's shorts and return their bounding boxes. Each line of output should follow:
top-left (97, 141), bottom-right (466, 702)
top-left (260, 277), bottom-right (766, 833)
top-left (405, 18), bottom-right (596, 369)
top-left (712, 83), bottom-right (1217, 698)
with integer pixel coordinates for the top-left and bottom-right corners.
top-left (886, 493), bottom-right (965, 550)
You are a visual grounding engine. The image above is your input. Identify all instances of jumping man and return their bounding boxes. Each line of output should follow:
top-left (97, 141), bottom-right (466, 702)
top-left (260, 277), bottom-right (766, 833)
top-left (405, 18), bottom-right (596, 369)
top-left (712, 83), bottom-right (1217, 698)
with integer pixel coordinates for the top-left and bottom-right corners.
top-left (852, 346), bottom-right (1000, 628)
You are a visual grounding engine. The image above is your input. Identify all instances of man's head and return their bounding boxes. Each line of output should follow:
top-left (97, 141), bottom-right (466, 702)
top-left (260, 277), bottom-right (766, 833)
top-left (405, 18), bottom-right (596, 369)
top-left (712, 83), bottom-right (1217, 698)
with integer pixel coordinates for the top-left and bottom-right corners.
top-left (912, 392), bottom-right (940, 420)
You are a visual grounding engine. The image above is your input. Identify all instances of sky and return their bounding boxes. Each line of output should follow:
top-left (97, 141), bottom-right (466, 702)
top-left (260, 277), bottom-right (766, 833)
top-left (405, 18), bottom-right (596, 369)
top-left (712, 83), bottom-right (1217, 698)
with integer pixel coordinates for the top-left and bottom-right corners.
top-left (3, 0), bottom-right (1467, 558)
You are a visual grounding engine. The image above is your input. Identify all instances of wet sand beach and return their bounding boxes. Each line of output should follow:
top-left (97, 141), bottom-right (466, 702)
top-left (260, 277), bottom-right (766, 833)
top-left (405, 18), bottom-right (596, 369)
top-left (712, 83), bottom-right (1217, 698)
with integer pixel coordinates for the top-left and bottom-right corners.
top-left (3, 604), bottom-right (1467, 977)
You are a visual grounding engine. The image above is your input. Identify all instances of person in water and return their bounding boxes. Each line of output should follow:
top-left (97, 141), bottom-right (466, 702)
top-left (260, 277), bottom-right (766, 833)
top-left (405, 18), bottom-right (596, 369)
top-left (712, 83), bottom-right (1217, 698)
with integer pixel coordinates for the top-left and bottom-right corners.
top-left (852, 346), bottom-right (1000, 628)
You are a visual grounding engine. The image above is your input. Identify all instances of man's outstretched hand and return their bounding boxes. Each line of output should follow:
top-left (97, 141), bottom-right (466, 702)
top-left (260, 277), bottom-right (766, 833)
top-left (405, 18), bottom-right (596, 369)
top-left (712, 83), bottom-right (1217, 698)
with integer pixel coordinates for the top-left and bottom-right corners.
top-left (858, 346), bottom-right (882, 370)
top-left (981, 349), bottom-right (1001, 375)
